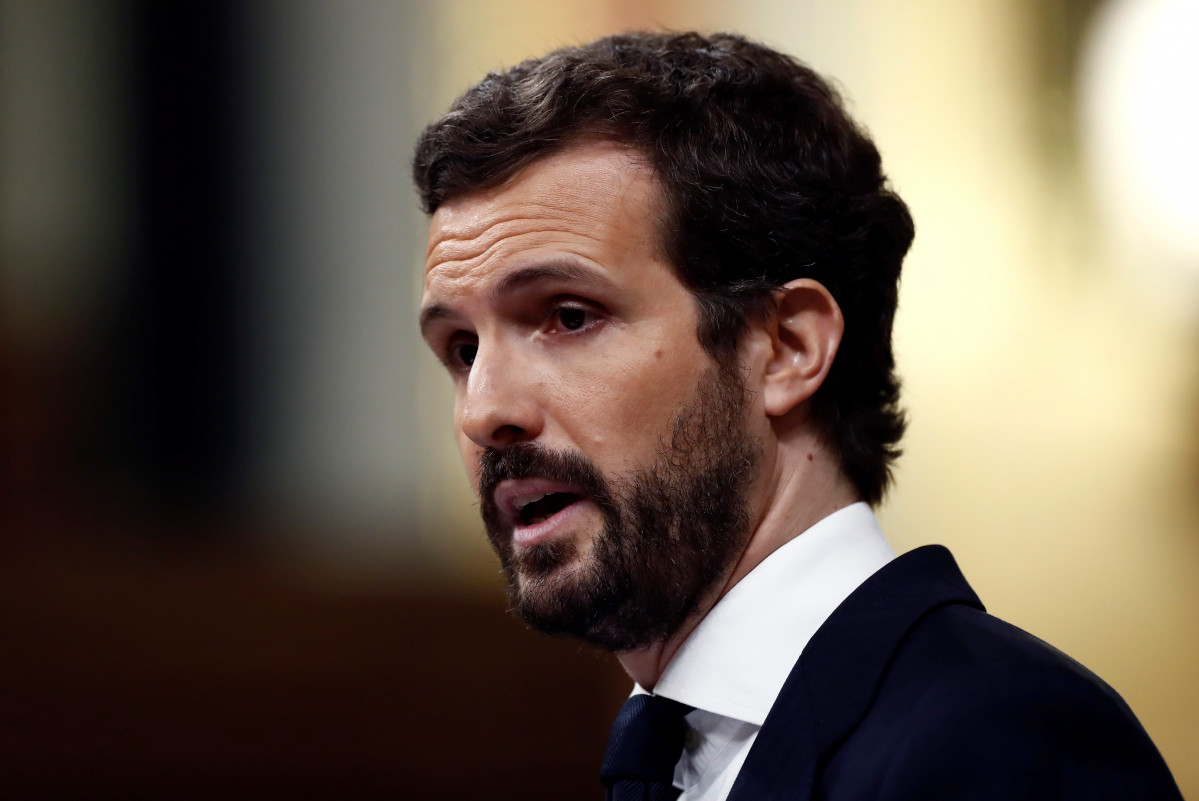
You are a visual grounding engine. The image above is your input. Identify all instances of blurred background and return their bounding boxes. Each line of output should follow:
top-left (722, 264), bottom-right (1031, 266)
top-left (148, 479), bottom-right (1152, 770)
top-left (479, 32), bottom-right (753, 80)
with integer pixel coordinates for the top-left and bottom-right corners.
top-left (2, 0), bottom-right (1196, 797)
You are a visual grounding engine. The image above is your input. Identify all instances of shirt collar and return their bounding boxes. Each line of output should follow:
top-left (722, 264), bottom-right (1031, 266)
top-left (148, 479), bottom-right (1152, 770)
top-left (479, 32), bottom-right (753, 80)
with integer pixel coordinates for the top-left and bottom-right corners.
top-left (638, 502), bottom-right (895, 725)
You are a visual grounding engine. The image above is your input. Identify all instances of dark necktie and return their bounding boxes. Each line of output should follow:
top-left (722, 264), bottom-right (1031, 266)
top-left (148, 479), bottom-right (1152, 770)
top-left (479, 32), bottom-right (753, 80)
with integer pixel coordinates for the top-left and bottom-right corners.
top-left (601, 694), bottom-right (694, 801)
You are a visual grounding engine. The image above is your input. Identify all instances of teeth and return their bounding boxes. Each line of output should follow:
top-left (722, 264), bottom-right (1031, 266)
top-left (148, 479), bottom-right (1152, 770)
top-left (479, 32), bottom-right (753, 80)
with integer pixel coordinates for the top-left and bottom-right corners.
top-left (513, 492), bottom-right (548, 511)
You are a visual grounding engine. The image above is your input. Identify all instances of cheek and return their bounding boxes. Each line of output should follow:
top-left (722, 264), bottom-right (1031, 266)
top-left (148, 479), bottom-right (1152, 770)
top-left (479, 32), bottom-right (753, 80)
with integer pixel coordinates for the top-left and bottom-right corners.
top-left (552, 345), bottom-right (709, 463)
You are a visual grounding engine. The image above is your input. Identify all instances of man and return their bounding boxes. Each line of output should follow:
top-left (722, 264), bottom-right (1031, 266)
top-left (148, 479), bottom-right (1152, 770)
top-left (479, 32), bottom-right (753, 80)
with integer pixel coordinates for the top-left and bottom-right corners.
top-left (414, 32), bottom-right (1181, 800)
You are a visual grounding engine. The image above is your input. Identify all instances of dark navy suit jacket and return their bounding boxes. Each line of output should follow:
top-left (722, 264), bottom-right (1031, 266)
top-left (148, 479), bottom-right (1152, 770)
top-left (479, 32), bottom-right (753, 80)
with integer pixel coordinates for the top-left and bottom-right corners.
top-left (724, 546), bottom-right (1182, 800)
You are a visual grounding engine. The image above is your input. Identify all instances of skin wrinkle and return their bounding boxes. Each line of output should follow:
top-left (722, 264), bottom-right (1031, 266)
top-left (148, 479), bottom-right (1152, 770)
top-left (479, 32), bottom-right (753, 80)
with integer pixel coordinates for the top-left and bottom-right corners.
top-left (425, 167), bottom-right (643, 265)
top-left (426, 217), bottom-right (607, 273)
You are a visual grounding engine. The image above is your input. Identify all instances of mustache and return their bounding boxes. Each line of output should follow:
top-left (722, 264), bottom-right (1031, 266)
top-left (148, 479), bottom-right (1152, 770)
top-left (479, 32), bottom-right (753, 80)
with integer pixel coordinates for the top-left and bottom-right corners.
top-left (478, 443), bottom-right (616, 518)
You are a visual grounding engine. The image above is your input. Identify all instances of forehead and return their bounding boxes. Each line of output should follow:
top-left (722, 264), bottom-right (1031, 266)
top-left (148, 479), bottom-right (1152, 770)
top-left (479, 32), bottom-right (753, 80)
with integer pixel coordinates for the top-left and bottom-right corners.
top-left (423, 140), bottom-right (661, 284)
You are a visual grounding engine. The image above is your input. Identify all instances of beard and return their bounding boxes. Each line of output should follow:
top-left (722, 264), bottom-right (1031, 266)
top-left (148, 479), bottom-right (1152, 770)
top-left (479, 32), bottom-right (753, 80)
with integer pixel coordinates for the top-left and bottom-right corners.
top-left (477, 359), bottom-right (761, 652)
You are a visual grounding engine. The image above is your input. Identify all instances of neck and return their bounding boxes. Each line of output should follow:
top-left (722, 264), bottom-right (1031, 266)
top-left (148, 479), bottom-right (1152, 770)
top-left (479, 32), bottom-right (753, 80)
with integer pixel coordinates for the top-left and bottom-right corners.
top-left (615, 431), bottom-right (859, 690)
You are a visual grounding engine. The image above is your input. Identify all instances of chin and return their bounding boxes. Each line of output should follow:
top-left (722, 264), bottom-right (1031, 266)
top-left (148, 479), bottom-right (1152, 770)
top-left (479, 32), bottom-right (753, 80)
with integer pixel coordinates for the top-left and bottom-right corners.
top-left (514, 550), bottom-right (587, 595)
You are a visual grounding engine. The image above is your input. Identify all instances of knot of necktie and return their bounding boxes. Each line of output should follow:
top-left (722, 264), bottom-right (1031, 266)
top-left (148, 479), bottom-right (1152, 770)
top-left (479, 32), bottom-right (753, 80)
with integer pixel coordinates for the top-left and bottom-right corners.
top-left (601, 694), bottom-right (694, 801)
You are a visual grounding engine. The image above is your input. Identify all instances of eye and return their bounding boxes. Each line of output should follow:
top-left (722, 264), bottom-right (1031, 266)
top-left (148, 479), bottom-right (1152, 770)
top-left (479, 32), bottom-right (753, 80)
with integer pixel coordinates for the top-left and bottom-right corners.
top-left (453, 342), bottom-right (478, 367)
top-left (548, 300), bottom-right (604, 335)
top-left (557, 307), bottom-right (588, 331)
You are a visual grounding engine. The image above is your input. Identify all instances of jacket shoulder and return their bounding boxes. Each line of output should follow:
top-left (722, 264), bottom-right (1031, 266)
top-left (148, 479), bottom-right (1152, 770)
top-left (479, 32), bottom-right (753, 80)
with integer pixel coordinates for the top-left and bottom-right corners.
top-left (820, 604), bottom-right (1183, 800)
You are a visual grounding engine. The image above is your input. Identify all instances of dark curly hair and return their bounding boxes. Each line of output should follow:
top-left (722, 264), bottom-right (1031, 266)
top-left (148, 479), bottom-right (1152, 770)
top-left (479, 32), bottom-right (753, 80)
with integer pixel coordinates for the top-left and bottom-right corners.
top-left (412, 31), bottom-right (913, 505)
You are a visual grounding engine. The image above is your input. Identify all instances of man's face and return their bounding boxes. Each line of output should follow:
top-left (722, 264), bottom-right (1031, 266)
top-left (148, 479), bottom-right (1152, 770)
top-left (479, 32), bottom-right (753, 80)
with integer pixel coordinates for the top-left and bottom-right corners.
top-left (420, 141), bottom-right (761, 649)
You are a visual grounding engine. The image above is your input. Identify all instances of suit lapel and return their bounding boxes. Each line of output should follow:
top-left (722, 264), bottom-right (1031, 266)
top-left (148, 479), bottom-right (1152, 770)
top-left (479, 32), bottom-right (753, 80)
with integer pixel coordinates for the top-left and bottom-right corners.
top-left (725, 545), bottom-right (983, 801)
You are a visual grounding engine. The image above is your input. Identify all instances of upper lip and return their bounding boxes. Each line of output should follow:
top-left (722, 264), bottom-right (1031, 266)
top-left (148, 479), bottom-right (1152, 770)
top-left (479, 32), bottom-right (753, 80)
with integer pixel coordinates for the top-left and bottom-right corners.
top-left (494, 478), bottom-right (585, 528)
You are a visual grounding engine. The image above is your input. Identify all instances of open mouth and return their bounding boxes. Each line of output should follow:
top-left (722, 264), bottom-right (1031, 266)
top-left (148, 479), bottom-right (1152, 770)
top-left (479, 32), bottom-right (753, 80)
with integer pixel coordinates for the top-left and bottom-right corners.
top-left (514, 491), bottom-right (581, 527)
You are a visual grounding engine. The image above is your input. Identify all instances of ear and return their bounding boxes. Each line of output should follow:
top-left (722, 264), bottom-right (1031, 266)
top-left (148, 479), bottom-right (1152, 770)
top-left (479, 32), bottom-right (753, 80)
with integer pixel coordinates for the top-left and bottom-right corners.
top-left (761, 278), bottom-right (844, 418)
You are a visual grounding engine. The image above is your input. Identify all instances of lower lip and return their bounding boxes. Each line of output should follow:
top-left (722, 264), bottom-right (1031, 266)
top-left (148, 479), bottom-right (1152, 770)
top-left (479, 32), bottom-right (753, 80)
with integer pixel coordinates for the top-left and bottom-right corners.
top-left (511, 498), bottom-right (586, 548)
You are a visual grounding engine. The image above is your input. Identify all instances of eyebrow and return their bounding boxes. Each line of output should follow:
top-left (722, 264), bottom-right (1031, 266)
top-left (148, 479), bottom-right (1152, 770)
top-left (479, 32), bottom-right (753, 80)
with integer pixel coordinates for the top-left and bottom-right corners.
top-left (420, 259), bottom-right (617, 341)
top-left (492, 260), bottom-right (615, 296)
top-left (418, 303), bottom-right (454, 341)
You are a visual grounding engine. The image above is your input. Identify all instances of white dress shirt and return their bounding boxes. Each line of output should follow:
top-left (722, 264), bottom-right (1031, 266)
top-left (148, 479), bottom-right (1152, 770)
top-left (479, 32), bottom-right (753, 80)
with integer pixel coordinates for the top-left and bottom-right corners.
top-left (631, 502), bottom-right (895, 801)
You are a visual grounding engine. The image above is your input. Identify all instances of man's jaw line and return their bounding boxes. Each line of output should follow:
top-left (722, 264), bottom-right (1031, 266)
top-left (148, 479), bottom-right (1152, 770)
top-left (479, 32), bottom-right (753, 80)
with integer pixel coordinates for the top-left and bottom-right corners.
top-left (613, 549), bottom-right (745, 692)
top-left (614, 432), bottom-right (859, 690)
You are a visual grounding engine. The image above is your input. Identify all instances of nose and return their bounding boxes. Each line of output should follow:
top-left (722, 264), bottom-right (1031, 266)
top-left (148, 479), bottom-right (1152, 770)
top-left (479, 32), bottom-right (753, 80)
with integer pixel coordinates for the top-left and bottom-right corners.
top-left (457, 345), bottom-right (544, 450)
